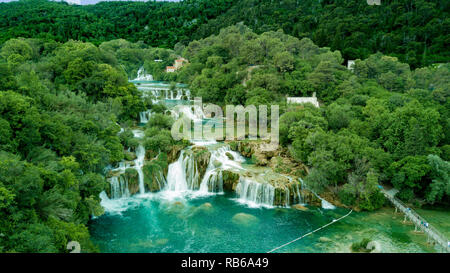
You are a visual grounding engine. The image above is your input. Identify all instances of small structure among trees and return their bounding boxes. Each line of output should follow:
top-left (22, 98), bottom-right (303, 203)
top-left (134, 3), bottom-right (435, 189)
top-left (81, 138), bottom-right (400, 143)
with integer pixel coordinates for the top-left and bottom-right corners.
top-left (287, 92), bottom-right (319, 107)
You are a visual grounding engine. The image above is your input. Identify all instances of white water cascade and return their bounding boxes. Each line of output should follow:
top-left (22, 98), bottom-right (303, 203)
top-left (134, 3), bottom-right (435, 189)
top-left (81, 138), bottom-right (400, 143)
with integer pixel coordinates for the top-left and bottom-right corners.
top-left (132, 130), bottom-right (146, 194)
top-left (134, 66), bottom-right (153, 81)
top-left (139, 110), bottom-right (152, 124)
top-left (235, 177), bottom-right (275, 207)
top-left (110, 176), bottom-right (130, 199)
top-left (165, 150), bottom-right (200, 194)
top-left (198, 146), bottom-right (245, 193)
top-left (170, 105), bottom-right (206, 122)
top-left (164, 144), bottom-right (245, 196)
top-left (298, 178), bottom-right (335, 209)
top-left (135, 145), bottom-right (146, 194)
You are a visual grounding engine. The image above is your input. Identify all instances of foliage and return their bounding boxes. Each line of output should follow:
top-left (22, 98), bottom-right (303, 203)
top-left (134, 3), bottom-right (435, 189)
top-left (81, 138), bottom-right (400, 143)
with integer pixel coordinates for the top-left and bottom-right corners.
top-left (193, 0), bottom-right (449, 68)
top-left (0, 0), bottom-right (236, 49)
top-left (0, 37), bottom-right (141, 252)
top-left (179, 24), bottom-right (449, 209)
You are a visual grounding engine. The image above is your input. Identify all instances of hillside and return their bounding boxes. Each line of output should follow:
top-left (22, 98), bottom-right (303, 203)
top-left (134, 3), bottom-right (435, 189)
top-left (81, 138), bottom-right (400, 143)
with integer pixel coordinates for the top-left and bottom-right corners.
top-left (0, 0), bottom-right (236, 47)
top-left (192, 0), bottom-right (450, 68)
top-left (0, 0), bottom-right (448, 68)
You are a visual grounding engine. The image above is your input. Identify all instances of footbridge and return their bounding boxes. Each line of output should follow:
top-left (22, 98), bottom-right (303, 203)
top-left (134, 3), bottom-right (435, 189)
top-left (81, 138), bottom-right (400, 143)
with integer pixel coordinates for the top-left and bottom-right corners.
top-left (380, 186), bottom-right (449, 253)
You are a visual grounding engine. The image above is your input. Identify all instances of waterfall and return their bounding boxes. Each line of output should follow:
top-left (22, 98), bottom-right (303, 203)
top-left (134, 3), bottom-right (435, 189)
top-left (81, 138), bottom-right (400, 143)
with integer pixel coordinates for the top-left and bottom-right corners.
top-left (171, 105), bottom-right (206, 122)
top-left (200, 145), bottom-right (245, 193)
top-left (134, 66), bottom-right (153, 81)
top-left (134, 145), bottom-right (146, 194)
top-left (294, 183), bottom-right (303, 204)
top-left (109, 176), bottom-right (130, 199)
top-left (235, 177), bottom-right (275, 207)
top-left (186, 90), bottom-right (191, 101)
top-left (176, 89), bottom-right (182, 100)
top-left (164, 144), bottom-right (245, 196)
top-left (165, 151), bottom-right (200, 193)
top-left (152, 89), bottom-right (160, 100)
top-left (139, 110), bottom-right (151, 124)
top-left (298, 178), bottom-right (335, 209)
top-left (198, 145), bottom-right (244, 193)
top-left (132, 129), bottom-right (144, 139)
top-left (199, 169), bottom-right (223, 193)
top-left (131, 130), bottom-right (146, 194)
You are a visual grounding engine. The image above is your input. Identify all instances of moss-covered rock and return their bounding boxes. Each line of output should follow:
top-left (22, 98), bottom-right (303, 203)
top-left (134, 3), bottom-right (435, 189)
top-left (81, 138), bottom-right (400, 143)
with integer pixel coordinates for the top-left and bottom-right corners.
top-left (269, 156), bottom-right (307, 177)
top-left (122, 168), bottom-right (139, 195)
top-left (124, 151), bottom-right (137, 161)
top-left (192, 146), bottom-right (211, 179)
top-left (225, 152), bottom-right (234, 160)
top-left (143, 153), bottom-right (169, 192)
top-left (222, 170), bottom-right (240, 191)
top-left (251, 152), bottom-right (268, 166)
top-left (167, 144), bottom-right (185, 163)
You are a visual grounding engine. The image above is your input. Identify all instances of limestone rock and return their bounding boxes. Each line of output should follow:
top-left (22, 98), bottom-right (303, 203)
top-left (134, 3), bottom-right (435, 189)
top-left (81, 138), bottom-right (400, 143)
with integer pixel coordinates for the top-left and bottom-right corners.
top-left (319, 237), bottom-right (331, 242)
top-left (292, 204), bottom-right (308, 211)
top-left (231, 213), bottom-right (259, 227)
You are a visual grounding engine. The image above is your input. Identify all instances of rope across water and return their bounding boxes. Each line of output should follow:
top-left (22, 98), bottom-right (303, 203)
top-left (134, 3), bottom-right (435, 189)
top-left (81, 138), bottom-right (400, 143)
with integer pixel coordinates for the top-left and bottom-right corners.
top-left (267, 209), bottom-right (353, 253)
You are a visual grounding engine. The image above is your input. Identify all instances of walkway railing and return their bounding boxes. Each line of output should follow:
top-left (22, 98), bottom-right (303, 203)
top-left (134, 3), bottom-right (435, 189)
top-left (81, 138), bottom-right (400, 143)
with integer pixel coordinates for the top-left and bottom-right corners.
top-left (380, 187), bottom-right (449, 253)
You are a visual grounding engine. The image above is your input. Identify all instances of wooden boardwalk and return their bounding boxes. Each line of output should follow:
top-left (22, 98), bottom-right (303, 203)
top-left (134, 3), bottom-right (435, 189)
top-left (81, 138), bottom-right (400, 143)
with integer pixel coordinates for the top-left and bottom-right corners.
top-left (380, 187), bottom-right (449, 253)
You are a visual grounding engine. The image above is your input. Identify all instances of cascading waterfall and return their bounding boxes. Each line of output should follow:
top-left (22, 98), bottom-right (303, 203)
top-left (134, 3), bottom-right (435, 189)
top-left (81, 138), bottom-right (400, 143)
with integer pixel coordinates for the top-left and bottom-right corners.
top-left (278, 174), bottom-right (304, 206)
top-left (139, 110), bottom-right (151, 124)
top-left (165, 150), bottom-right (201, 193)
top-left (198, 145), bottom-right (244, 193)
top-left (298, 178), bottom-right (335, 209)
top-left (134, 66), bottom-right (153, 81)
top-left (185, 90), bottom-right (191, 101)
top-left (235, 177), bottom-right (275, 207)
top-left (110, 176), bottom-right (130, 199)
top-left (170, 105), bottom-right (206, 122)
top-left (164, 144), bottom-right (245, 196)
top-left (136, 82), bottom-right (189, 104)
top-left (131, 129), bottom-right (146, 194)
top-left (134, 144), bottom-right (146, 194)
top-left (199, 170), bottom-right (223, 193)
top-left (176, 89), bottom-right (182, 100)
top-left (294, 183), bottom-right (304, 204)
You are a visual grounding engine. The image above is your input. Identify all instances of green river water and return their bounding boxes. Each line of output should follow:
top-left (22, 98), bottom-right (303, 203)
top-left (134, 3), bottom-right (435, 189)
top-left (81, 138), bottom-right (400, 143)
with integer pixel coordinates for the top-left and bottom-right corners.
top-left (89, 192), bottom-right (437, 253)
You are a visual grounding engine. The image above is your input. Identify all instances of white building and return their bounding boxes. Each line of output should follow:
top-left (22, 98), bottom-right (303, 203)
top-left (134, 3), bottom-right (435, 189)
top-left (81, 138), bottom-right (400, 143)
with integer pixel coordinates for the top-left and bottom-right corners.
top-left (287, 92), bottom-right (319, 107)
top-left (166, 66), bottom-right (176, 73)
top-left (347, 60), bottom-right (355, 71)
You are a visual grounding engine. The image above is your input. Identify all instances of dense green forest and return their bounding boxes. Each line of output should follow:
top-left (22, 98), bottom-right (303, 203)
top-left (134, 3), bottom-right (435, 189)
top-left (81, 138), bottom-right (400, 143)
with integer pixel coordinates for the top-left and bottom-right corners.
top-left (192, 0), bottom-right (450, 68)
top-left (0, 0), bottom-right (236, 47)
top-left (0, 37), bottom-right (156, 252)
top-left (0, 0), bottom-right (448, 253)
top-left (0, 0), bottom-right (448, 68)
top-left (176, 24), bottom-right (449, 210)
